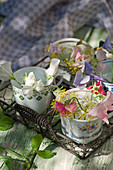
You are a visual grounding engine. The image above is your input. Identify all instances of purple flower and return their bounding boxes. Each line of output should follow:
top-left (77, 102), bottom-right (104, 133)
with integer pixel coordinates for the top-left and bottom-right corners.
top-left (83, 62), bottom-right (93, 74)
top-left (73, 70), bottom-right (90, 89)
top-left (49, 43), bottom-right (62, 54)
top-left (102, 36), bottom-right (113, 52)
top-left (90, 73), bottom-right (104, 81)
top-left (96, 49), bottom-right (107, 61)
top-left (82, 62), bottom-right (105, 81)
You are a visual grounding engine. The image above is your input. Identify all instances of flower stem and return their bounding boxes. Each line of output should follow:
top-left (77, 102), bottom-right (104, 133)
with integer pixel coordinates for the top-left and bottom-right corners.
top-left (66, 97), bottom-right (84, 111)
top-left (10, 74), bottom-right (22, 86)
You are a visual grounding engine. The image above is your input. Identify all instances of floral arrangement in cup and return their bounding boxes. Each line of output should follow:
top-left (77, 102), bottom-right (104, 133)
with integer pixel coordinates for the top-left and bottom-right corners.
top-left (0, 58), bottom-right (60, 97)
top-left (45, 37), bottom-right (112, 89)
top-left (51, 83), bottom-right (113, 124)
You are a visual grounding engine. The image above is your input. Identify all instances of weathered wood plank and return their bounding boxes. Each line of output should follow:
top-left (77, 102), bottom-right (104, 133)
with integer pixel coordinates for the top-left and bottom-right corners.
top-left (0, 122), bottom-right (37, 170)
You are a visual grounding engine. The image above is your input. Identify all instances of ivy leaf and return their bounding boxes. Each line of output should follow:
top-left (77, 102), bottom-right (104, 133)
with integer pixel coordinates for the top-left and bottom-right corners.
top-left (36, 150), bottom-right (56, 159)
top-left (0, 116), bottom-right (15, 131)
top-left (31, 134), bottom-right (43, 150)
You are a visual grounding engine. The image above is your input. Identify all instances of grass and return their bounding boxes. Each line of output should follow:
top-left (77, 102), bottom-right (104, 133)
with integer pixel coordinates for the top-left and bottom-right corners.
top-left (74, 25), bottom-right (109, 48)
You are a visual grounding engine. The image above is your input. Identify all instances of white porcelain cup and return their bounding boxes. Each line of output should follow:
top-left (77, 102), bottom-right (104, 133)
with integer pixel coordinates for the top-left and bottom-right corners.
top-left (61, 116), bottom-right (102, 144)
top-left (55, 88), bottom-right (103, 144)
top-left (11, 60), bottom-right (63, 114)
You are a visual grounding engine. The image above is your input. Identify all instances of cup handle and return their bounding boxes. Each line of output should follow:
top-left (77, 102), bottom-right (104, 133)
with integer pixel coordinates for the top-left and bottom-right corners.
top-left (54, 73), bottom-right (63, 86)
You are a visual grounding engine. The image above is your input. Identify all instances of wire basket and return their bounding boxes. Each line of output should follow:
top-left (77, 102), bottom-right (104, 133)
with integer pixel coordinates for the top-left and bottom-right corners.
top-left (0, 81), bottom-right (113, 160)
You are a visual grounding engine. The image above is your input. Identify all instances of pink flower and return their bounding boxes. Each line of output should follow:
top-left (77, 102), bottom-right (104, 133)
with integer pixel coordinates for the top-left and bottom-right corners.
top-left (87, 80), bottom-right (105, 95)
top-left (75, 52), bottom-right (88, 62)
top-left (88, 103), bottom-right (109, 124)
top-left (65, 102), bottom-right (77, 114)
top-left (102, 91), bottom-right (113, 110)
top-left (55, 101), bottom-right (77, 116)
top-left (88, 91), bottom-right (113, 124)
top-left (71, 46), bottom-right (82, 58)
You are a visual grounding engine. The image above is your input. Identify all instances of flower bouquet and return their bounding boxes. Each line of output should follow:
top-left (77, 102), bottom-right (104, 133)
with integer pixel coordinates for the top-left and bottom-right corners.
top-left (45, 37), bottom-right (113, 144)
top-left (0, 58), bottom-right (61, 114)
top-left (45, 38), bottom-right (107, 88)
top-left (51, 86), bottom-right (113, 144)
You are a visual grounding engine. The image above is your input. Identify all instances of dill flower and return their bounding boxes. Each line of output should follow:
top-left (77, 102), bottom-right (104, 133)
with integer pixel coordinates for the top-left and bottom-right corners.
top-left (51, 86), bottom-right (111, 124)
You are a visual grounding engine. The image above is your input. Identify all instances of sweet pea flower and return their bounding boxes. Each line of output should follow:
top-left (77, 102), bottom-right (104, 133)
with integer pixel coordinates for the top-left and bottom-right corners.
top-left (73, 70), bottom-right (90, 89)
top-left (102, 91), bottom-right (113, 110)
top-left (88, 102), bottom-right (109, 124)
top-left (49, 43), bottom-right (62, 54)
top-left (55, 101), bottom-right (77, 116)
top-left (88, 91), bottom-right (113, 124)
top-left (87, 80), bottom-right (105, 95)
top-left (71, 46), bottom-right (82, 58)
top-left (83, 62), bottom-right (93, 74)
top-left (25, 72), bottom-right (36, 86)
top-left (71, 47), bottom-right (90, 67)
top-left (65, 102), bottom-right (77, 114)
top-left (22, 72), bottom-right (45, 96)
top-left (22, 79), bottom-right (44, 96)
top-left (46, 58), bottom-right (60, 77)
top-left (102, 36), bottom-right (113, 52)
top-left (75, 52), bottom-right (88, 62)
top-left (0, 63), bottom-right (13, 82)
top-left (35, 80), bottom-right (44, 92)
top-left (83, 62), bottom-right (105, 81)
top-left (89, 73), bottom-right (105, 81)
top-left (96, 49), bottom-right (107, 61)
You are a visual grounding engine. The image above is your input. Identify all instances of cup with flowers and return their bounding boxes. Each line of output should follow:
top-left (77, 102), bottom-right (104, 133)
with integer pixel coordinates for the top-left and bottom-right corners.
top-left (45, 38), bottom-right (108, 88)
top-left (45, 38), bottom-right (113, 144)
top-left (0, 58), bottom-right (62, 114)
top-left (51, 83), bottom-right (113, 144)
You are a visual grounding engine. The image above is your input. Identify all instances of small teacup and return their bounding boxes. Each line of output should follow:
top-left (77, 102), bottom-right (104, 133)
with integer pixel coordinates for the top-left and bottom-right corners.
top-left (11, 60), bottom-right (63, 114)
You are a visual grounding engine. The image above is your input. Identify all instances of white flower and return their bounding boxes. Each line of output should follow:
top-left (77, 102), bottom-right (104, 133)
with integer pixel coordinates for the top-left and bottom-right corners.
top-left (35, 80), bottom-right (44, 92)
top-left (46, 58), bottom-right (60, 77)
top-left (25, 72), bottom-right (36, 86)
top-left (0, 63), bottom-right (13, 82)
top-left (21, 72), bottom-right (45, 96)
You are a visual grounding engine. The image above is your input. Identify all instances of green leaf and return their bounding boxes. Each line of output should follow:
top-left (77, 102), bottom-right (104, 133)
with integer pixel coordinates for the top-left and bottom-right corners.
top-left (31, 134), bottom-right (43, 150)
top-left (36, 150), bottom-right (56, 159)
top-left (0, 146), bottom-right (22, 158)
top-left (0, 155), bottom-right (13, 170)
top-left (0, 116), bottom-right (15, 131)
